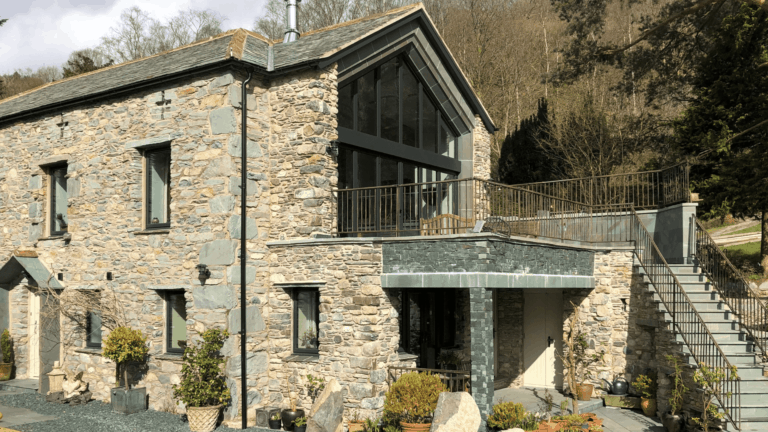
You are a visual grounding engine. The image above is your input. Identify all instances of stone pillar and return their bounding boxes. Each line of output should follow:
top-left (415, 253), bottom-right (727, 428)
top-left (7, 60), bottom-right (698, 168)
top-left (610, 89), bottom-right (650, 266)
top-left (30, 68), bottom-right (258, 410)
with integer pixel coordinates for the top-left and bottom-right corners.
top-left (469, 286), bottom-right (493, 431)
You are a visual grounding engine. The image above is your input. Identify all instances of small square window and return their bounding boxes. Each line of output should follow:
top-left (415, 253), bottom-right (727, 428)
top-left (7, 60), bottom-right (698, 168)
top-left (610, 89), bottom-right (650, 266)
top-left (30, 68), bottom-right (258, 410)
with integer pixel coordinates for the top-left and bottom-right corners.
top-left (49, 165), bottom-right (68, 236)
top-left (86, 310), bottom-right (102, 348)
top-left (145, 147), bottom-right (171, 229)
top-left (293, 289), bottom-right (319, 355)
top-left (166, 291), bottom-right (187, 354)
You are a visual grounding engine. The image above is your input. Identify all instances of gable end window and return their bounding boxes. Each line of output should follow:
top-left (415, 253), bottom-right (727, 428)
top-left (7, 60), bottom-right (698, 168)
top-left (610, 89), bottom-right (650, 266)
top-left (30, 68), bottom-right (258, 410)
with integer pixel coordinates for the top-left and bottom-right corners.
top-left (165, 291), bottom-right (187, 354)
top-left (145, 147), bottom-right (171, 229)
top-left (86, 310), bottom-right (102, 348)
top-left (293, 288), bottom-right (319, 355)
top-left (49, 165), bottom-right (68, 236)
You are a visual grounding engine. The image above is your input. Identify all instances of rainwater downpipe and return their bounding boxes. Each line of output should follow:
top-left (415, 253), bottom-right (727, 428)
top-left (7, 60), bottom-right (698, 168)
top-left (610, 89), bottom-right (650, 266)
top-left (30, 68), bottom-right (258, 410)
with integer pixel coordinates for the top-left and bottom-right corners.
top-left (240, 69), bottom-right (252, 430)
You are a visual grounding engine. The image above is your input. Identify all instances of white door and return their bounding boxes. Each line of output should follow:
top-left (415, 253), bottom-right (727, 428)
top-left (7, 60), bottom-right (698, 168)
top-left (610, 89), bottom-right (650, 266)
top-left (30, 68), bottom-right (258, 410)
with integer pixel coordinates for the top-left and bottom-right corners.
top-left (523, 290), bottom-right (563, 389)
top-left (28, 291), bottom-right (40, 379)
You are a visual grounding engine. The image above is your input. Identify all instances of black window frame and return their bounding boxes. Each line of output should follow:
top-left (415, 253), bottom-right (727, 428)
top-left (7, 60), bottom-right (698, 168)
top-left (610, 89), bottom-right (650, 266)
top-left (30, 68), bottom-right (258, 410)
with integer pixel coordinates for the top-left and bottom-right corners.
top-left (292, 288), bottom-right (320, 355)
top-left (144, 146), bottom-right (171, 230)
top-left (86, 309), bottom-right (102, 348)
top-left (48, 164), bottom-right (68, 236)
top-left (165, 290), bottom-right (187, 354)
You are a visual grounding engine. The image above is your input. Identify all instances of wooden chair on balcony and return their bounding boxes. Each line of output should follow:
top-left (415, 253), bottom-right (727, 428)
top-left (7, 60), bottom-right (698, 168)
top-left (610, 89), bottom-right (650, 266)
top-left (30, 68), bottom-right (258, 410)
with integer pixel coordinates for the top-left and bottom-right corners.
top-left (420, 214), bottom-right (475, 236)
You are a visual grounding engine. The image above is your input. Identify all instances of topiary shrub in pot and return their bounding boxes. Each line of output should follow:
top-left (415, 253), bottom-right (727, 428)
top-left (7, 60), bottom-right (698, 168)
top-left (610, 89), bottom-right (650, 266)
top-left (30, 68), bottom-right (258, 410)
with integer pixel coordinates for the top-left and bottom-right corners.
top-left (383, 372), bottom-right (447, 431)
top-left (173, 328), bottom-right (231, 432)
top-left (0, 329), bottom-right (14, 381)
top-left (633, 372), bottom-right (658, 418)
top-left (487, 401), bottom-right (541, 431)
top-left (102, 326), bottom-right (149, 414)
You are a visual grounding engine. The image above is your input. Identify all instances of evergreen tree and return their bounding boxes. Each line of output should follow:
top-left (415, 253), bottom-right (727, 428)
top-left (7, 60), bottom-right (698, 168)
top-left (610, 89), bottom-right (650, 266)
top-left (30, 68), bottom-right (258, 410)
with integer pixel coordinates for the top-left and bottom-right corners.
top-left (497, 98), bottom-right (554, 185)
top-left (673, 3), bottom-right (768, 270)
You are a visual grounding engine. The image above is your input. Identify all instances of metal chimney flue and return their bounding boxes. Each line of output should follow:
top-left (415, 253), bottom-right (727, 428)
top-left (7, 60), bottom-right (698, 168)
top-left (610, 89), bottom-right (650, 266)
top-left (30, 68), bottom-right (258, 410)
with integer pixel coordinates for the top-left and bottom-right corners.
top-left (283, 0), bottom-right (301, 43)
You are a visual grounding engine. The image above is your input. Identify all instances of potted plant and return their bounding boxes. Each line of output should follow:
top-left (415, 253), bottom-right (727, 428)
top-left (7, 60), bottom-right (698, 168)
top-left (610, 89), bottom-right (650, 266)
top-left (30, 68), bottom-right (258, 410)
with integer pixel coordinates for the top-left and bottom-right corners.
top-left (363, 416), bottom-right (381, 432)
top-left (102, 326), bottom-right (149, 414)
top-left (0, 329), bottom-right (13, 381)
top-left (281, 398), bottom-right (305, 432)
top-left (294, 416), bottom-right (308, 432)
top-left (173, 328), bottom-right (231, 432)
top-left (487, 401), bottom-right (541, 431)
top-left (662, 355), bottom-right (687, 432)
top-left (383, 371), bottom-right (447, 432)
top-left (348, 410), bottom-right (365, 432)
top-left (633, 372), bottom-right (657, 417)
top-left (692, 362), bottom-right (738, 432)
top-left (269, 410), bottom-right (282, 430)
top-left (559, 303), bottom-right (603, 413)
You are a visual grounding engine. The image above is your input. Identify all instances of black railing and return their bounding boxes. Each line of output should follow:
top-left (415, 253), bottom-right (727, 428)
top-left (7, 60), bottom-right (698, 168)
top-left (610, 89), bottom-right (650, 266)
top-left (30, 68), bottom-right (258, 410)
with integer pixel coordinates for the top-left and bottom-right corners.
top-left (512, 163), bottom-right (690, 210)
top-left (386, 366), bottom-right (470, 393)
top-left (694, 217), bottom-right (768, 361)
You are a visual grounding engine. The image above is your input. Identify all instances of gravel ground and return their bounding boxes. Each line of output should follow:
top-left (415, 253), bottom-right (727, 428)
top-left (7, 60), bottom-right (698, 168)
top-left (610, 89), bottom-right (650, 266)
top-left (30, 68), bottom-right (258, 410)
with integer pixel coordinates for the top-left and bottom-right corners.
top-left (0, 393), bottom-right (266, 432)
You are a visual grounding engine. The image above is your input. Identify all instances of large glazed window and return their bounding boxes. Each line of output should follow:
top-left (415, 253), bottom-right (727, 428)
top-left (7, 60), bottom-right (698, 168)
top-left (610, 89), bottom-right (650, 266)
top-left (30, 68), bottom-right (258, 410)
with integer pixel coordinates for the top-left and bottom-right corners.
top-left (166, 291), bottom-right (187, 354)
top-left (86, 310), bottom-right (102, 348)
top-left (146, 147), bottom-right (171, 229)
top-left (293, 289), bottom-right (319, 355)
top-left (50, 165), bottom-right (68, 236)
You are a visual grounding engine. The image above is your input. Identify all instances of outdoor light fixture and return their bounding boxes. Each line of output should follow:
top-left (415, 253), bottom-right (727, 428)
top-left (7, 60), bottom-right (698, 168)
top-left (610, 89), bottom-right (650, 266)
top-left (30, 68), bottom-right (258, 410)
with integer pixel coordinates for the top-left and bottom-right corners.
top-left (196, 264), bottom-right (211, 282)
top-left (326, 141), bottom-right (339, 158)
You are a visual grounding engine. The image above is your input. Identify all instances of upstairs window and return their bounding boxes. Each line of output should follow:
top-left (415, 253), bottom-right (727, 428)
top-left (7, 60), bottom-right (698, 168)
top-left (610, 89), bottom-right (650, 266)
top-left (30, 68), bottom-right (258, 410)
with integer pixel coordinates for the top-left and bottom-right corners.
top-left (49, 165), bottom-right (68, 236)
top-left (86, 310), bottom-right (102, 348)
top-left (145, 147), bottom-right (171, 229)
top-left (293, 288), bottom-right (319, 355)
top-left (166, 291), bottom-right (187, 354)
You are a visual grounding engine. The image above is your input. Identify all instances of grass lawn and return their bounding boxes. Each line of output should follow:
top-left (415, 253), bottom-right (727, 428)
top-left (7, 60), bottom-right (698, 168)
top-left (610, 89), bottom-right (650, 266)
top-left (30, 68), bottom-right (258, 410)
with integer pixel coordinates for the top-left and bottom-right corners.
top-left (731, 224), bottom-right (761, 235)
top-left (723, 241), bottom-right (763, 281)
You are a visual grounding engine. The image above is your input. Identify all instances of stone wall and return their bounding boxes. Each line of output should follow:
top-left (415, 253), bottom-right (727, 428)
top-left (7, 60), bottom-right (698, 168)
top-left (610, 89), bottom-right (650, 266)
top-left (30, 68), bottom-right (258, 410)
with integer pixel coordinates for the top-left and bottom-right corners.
top-left (5, 280), bottom-right (30, 378)
top-left (495, 289), bottom-right (523, 387)
top-left (265, 239), bottom-right (396, 423)
top-left (472, 115), bottom-right (492, 181)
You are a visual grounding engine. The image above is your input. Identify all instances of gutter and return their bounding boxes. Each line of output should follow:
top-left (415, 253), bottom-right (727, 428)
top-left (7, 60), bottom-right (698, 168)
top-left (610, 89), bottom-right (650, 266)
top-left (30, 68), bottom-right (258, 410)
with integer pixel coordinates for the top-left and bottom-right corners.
top-left (239, 69), bottom-right (253, 430)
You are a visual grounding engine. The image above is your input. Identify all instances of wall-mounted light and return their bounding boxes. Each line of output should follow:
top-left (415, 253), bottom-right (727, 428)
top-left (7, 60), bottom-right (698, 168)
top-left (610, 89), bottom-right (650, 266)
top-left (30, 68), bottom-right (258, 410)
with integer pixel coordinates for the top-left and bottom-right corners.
top-left (326, 141), bottom-right (339, 158)
top-left (196, 264), bottom-right (211, 282)
top-left (620, 298), bottom-right (629, 312)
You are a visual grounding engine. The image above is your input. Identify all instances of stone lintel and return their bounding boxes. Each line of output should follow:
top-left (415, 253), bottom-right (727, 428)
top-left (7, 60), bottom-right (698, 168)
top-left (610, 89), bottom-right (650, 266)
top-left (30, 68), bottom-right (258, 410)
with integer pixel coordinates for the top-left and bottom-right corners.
top-left (381, 272), bottom-right (594, 289)
top-left (125, 135), bottom-right (172, 150)
top-left (37, 155), bottom-right (69, 167)
top-left (147, 284), bottom-right (188, 291)
top-left (272, 281), bottom-right (326, 288)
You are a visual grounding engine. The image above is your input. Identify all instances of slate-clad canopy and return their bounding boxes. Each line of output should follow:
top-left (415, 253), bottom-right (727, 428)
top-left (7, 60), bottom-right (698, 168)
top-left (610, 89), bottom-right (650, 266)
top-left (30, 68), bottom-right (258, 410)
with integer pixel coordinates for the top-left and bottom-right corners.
top-left (0, 252), bottom-right (64, 289)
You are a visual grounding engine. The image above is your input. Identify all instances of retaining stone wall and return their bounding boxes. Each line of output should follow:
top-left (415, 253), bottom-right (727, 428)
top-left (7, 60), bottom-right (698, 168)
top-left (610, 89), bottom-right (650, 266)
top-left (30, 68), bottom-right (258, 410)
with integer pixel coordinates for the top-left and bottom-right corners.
top-left (472, 116), bottom-right (491, 181)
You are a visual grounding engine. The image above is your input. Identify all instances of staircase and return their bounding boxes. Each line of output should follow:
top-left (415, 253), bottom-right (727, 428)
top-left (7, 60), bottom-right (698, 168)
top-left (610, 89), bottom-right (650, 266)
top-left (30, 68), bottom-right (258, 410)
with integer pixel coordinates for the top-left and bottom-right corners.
top-left (637, 261), bottom-right (768, 431)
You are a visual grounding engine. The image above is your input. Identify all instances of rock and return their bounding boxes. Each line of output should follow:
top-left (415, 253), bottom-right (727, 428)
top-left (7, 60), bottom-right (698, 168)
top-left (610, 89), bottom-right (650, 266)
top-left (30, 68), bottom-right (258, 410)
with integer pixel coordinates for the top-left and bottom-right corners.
top-left (46, 391), bottom-right (67, 404)
top-left (759, 280), bottom-right (768, 292)
top-left (69, 391), bottom-right (92, 405)
top-left (429, 392), bottom-right (481, 432)
top-left (306, 378), bottom-right (343, 432)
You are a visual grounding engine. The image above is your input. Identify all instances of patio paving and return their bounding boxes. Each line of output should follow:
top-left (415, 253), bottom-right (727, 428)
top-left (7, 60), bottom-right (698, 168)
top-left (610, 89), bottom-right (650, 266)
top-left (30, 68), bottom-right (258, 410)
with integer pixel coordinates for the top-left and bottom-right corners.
top-left (493, 387), bottom-right (664, 432)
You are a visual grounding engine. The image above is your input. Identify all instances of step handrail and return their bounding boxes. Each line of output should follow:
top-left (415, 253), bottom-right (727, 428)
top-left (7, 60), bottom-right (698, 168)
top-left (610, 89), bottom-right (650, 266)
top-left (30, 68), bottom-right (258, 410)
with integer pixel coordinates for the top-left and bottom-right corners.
top-left (629, 209), bottom-right (740, 430)
top-left (693, 217), bottom-right (768, 361)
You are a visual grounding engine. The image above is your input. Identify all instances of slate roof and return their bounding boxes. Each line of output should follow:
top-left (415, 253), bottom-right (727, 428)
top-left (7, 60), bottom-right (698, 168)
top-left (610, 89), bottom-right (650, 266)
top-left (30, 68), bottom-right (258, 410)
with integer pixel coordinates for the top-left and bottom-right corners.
top-left (0, 3), bottom-right (494, 130)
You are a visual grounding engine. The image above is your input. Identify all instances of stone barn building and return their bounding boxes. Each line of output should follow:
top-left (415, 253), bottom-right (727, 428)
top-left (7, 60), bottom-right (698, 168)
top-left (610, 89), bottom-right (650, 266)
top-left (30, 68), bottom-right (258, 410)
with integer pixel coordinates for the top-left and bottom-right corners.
top-left (0, 3), bottom-right (765, 431)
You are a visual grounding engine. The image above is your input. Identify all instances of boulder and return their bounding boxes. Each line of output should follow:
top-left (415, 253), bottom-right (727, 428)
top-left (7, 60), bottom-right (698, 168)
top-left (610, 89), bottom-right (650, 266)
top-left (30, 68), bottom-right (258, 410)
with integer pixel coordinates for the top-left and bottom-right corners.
top-left (307, 378), bottom-right (343, 432)
top-left (430, 392), bottom-right (481, 432)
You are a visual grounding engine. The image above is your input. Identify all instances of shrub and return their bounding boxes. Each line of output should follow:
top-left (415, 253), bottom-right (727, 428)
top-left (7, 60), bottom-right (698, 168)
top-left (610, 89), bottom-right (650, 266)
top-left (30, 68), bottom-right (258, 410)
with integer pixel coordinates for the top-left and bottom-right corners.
top-left (487, 401), bottom-right (540, 430)
top-left (1, 329), bottom-right (13, 365)
top-left (632, 373), bottom-right (657, 399)
top-left (173, 328), bottom-right (231, 408)
top-left (383, 372), bottom-right (447, 424)
top-left (102, 326), bottom-right (149, 389)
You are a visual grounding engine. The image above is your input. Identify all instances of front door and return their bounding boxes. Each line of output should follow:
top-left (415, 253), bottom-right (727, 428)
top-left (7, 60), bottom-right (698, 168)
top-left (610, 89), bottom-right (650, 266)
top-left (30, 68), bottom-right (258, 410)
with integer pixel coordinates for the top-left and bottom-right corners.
top-left (28, 290), bottom-right (40, 379)
top-left (523, 290), bottom-right (563, 389)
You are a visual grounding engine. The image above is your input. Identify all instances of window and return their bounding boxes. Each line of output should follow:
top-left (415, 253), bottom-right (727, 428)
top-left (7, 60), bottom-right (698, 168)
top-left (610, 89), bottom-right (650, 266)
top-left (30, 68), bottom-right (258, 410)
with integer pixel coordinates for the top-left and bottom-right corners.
top-left (293, 289), bottom-right (319, 354)
top-left (145, 147), bottom-right (171, 229)
top-left (166, 291), bottom-right (187, 354)
top-left (86, 310), bottom-right (102, 348)
top-left (49, 165), bottom-right (68, 236)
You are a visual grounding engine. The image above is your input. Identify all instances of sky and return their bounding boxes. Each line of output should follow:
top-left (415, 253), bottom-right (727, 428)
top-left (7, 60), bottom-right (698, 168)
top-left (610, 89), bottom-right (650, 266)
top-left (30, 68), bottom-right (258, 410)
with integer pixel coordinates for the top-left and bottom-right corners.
top-left (0, 0), bottom-right (269, 74)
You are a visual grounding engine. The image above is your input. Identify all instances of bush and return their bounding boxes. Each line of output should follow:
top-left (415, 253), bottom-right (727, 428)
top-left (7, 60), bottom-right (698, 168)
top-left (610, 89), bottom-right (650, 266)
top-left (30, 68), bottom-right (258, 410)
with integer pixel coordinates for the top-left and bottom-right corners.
top-left (632, 373), bottom-right (657, 399)
top-left (383, 372), bottom-right (447, 424)
top-left (1, 329), bottom-right (13, 365)
top-left (173, 328), bottom-right (231, 408)
top-left (487, 401), bottom-right (540, 430)
top-left (102, 326), bottom-right (149, 389)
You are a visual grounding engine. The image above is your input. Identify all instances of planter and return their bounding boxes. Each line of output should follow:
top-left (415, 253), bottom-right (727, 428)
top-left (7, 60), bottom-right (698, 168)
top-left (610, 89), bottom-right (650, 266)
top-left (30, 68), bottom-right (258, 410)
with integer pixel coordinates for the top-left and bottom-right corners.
top-left (294, 426), bottom-right (307, 432)
top-left (186, 405), bottom-right (222, 432)
top-left (0, 363), bottom-right (11, 381)
top-left (110, 386), bottom-right (147, 414)
top-left (281, 409), bottom-right (305, 431)
top-left (400, 422), bottom-right (432, 432)
top-left (268, 418), bottom-right (282, 430)
top-left (348, 422), bottom-right (365, 432)
top-left (662, 412), bottom-right (684, 432)
top-left (576, 383), bottom-right (594, 401)
top-left (641, 398), bottom-right (657, 417)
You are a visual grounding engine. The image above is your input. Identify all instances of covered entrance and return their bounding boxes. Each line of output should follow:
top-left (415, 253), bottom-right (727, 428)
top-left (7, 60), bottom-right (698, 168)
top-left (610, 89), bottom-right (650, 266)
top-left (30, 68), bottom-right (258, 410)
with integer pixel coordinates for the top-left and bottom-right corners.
top-left (399, 289), bottom-right (458, 369)
top-left (523, 290), bottom-right (564, 389)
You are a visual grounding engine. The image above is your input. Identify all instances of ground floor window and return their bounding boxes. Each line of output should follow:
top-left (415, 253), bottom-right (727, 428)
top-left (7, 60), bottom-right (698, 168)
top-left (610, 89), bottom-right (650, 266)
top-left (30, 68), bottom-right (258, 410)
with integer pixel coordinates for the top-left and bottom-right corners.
top-left (399, 289), bottom-right (457, 368)
top-left (294, 289), bottom-right (319, 354)
top-left (86, 310), bottom-right (102, 348)
top-left (165, 291), bottom-right (187, 354)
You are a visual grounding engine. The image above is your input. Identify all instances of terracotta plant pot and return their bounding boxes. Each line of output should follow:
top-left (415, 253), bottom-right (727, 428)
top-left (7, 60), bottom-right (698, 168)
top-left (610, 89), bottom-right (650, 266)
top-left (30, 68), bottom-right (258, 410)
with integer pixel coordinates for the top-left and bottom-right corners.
top-left (576, 383), bottom-right (594, 401)
top-left (400, 422), bottom-right (432, 432)
top-left (641, 398), bottom-right (657, 417)
top-left (0, 363), bottom-right (11, 381)
top-left (186, 405), bottom-right (222, 432)
top-left (348, 422), bottom-right (365, 432)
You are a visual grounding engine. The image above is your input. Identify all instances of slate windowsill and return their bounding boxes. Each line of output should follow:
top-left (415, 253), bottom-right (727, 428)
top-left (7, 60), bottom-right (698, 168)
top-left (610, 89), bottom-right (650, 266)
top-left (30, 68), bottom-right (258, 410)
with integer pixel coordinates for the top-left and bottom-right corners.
top-left (133, 229), bottom-right (171, 236)
top-left (398, 352), bottom-right (418, 361)
top-left (285, 354), bottom-right (320, 363)
top-left (153, 354), bottom-right (184, 362)
top-left (75, 347), bottom-right (103, 356)
top-left (38, 235), bottom-right (66, 241)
